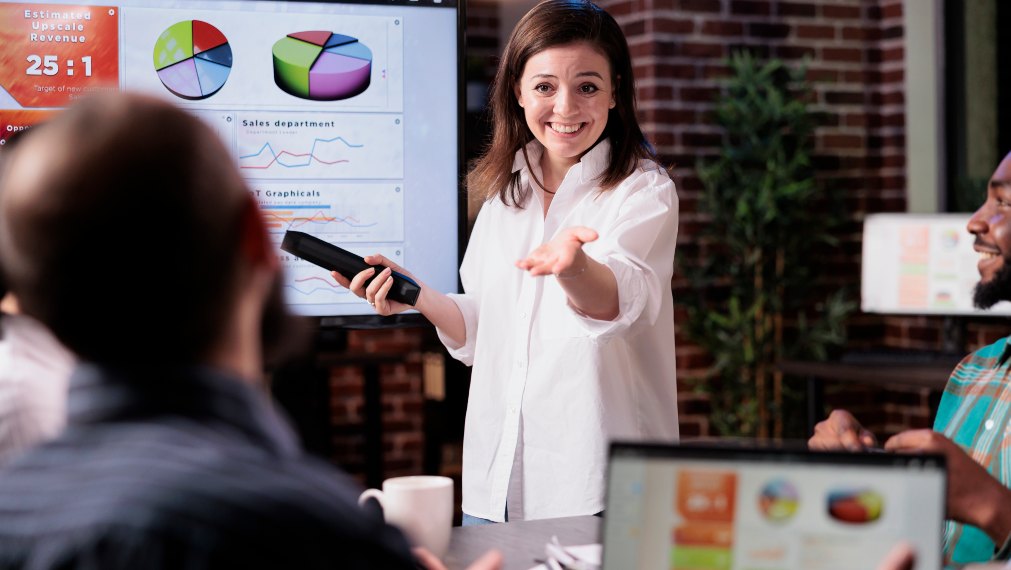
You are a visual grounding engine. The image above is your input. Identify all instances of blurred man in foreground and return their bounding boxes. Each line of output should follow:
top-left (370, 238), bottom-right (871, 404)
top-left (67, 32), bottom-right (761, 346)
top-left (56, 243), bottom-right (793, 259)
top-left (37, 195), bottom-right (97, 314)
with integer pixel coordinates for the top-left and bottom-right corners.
top-left (812, 152), bottom-right (1011, 567)
top-left (0, 93), bottom-right (498, 570)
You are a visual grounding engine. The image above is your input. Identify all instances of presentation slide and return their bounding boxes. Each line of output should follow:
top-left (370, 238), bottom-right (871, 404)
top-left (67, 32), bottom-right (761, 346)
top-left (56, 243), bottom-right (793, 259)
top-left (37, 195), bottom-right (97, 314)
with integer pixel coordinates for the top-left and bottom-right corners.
top-left (603, 457), bottom-right (944, 570)
top-left (0, 0), bottom-right (459, 319)
top-left (862, 214), bottom-right (1011, 316)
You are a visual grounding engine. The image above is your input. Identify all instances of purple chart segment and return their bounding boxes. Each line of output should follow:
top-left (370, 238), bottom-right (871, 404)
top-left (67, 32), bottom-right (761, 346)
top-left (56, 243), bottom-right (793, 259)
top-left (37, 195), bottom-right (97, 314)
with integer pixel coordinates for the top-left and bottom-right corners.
top-left (272, 31), bottom-right (372, 101)
top-left (310, 53), bottom-right (371, 100)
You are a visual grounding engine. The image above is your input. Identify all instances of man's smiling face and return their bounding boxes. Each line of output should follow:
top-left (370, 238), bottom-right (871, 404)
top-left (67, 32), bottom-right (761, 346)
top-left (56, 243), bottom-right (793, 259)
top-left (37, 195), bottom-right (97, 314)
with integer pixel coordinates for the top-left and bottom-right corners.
top-left (969, 152), bottom-right (1011, 309)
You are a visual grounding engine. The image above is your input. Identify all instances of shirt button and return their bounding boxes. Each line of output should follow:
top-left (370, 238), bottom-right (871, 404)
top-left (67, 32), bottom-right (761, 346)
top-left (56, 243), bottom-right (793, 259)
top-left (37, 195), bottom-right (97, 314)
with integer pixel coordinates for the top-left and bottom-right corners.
top-left (986, 419), bottom-right (995, 431)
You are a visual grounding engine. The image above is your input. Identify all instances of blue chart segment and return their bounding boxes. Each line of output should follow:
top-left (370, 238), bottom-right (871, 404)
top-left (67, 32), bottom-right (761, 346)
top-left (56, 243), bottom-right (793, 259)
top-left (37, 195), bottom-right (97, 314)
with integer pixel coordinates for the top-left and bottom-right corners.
top-left (237, 112), bottom-right (403, 180)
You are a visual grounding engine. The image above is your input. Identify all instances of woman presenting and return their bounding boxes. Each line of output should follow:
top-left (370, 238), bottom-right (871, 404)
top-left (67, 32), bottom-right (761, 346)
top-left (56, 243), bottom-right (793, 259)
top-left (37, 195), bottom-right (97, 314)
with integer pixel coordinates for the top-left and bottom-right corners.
top-left (336, 0), bottom-right (679, 524)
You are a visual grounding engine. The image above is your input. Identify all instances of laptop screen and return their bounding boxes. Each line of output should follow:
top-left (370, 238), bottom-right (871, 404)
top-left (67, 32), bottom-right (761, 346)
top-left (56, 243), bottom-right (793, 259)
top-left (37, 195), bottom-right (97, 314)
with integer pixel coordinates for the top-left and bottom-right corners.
top-left (601, 443), bottom-right (946, 570)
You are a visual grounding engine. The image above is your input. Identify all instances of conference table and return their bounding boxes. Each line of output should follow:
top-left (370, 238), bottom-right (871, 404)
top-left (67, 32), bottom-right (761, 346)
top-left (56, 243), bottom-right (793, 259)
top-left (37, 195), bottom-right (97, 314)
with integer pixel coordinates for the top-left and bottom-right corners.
top-left (444, 515), bottom-right (601, 570)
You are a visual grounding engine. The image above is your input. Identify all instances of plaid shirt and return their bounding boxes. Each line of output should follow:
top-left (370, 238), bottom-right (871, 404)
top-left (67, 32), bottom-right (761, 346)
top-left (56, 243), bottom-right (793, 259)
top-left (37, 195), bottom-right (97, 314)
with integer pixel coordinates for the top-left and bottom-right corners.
top-left (934, 336), bottom-right (1011, 567)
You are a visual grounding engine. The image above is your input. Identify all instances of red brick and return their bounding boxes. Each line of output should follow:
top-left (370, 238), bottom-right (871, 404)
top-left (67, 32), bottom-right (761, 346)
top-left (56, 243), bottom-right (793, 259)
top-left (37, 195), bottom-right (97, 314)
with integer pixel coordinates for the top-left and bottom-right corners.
top-left (797, 24), bottom-right (835, 40)
top-left (882, 46), bottom-right (904, 62)
top-left (680, 0), bottom-right (722, 12)
top-left (701, 20), bottom-right (744, 36)
top-left (882, 25), bottom-right (903, 40)
top-left (805, 67), bottom-right (839, 82)
top-left (749, 22), bottom-right (792, 39)
top-left (841, 26), bottom-right (872, 41)
top-left (623, 19), bottom-right (645, 36)
top-left (825, 90), bottom-right (864, 105)
top-left (822, 47), bottom-right (862, 63)
top-left (843, 113), bottom-right (867, 128)
top-left (640, 84), bottom-right (675, 100)
top-left (821, 4), bottom-right (861, 19)
top-left (606, 0), bottom-right (633, 16)
top-left (680, 42), bottom-right (726, 58)
top-left (654, 17), bottom-right (694, 34)
top-left (821, 134), bottom-right (863, 150)
top-left (655, 63), bottom-right (697, 79)
top-left (682, 131), bottom-right (722, 147)
top-left (681, 86), bottom-right (720, 103)
top-left (702, 63), bottom-right (732, 79)
top-left (883, 68), bottom-right (904, 83)
top-left (777, 45), bottom-right (816, 60)
top-left (882, 2), bottom-right (903, 19)
top-left (779, 2), bottom-right (816, 18)
top-left (731, 0), bottom-right (770, 16)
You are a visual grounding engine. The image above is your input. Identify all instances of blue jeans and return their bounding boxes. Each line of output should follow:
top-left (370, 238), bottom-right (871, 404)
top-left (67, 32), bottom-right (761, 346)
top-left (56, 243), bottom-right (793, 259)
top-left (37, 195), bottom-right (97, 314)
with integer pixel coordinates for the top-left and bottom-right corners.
top-left (461, 513), bottom-right (498, 526)
top-left (462, 505), bottom-right (508, 526)
top-left (462, 510), bottom-right (603, 526)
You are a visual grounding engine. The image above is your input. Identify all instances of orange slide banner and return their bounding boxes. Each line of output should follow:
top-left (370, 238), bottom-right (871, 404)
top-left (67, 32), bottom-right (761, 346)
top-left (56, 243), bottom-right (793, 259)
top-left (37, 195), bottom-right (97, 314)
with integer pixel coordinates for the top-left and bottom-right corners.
top-left (0, 3), bottom-right (119, 108)
top-left (0, 109), bottom-right (58, 145)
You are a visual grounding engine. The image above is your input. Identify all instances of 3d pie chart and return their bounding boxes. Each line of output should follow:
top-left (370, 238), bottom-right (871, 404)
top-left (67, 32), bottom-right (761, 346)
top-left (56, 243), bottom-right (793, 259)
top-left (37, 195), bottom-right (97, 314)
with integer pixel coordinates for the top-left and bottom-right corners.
top-left (757, 478), bottom-right (799, 522)
top-left (153, 20), bottom-right (232, 100)
top-left (272, 31), bottom-right (372, 101)
top-left (827, 489), bottom-right (884, 524)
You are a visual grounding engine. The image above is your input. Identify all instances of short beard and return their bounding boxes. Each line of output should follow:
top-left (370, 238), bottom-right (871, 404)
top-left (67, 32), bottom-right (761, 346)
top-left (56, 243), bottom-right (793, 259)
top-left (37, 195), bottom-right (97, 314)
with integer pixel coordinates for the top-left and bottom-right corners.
top-left (974, 261), bottom-right (1011, 309)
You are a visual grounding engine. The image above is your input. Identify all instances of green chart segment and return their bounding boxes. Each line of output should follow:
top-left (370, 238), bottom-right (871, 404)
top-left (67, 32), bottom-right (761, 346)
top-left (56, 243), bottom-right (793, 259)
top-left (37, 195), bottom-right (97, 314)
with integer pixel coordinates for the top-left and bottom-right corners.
top-left (153, 20), bottom-right (233, 100)
top-left (272, 31), bottom-right (372, 101)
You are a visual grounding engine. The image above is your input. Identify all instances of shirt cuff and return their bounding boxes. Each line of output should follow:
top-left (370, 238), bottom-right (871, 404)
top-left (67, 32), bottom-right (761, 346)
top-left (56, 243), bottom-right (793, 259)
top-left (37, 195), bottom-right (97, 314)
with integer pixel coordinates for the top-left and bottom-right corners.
top-left (565, 255), bottom-right (649, 339)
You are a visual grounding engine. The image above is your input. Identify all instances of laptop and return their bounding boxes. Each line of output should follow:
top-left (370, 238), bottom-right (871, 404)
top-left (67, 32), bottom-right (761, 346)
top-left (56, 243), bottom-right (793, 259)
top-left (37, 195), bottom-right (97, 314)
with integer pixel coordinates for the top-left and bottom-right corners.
top-left (600, 442), bottom-right (946, 570)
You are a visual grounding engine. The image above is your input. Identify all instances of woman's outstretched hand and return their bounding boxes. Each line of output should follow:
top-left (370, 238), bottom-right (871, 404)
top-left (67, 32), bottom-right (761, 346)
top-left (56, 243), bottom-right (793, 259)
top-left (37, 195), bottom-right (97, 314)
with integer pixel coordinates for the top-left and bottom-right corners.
top-left (516, 226), bottom-right (598, 277)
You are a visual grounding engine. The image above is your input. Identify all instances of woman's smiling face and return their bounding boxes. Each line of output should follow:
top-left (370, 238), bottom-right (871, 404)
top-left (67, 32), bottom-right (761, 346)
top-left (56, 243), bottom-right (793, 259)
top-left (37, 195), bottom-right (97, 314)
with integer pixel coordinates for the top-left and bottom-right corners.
top-left (514, 42), bottom-right (615, 170)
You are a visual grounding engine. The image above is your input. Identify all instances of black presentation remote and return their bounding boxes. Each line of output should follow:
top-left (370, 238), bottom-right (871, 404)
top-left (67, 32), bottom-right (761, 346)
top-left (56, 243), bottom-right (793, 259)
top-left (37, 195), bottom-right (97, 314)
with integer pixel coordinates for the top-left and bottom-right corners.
top-left (280, 230), bottom-right (421, 306)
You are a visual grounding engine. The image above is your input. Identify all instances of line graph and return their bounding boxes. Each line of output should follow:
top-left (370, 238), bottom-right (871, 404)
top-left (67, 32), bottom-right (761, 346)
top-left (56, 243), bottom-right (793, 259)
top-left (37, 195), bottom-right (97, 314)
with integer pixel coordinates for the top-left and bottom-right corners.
top-left (253, 182), bottom-right (404, 241)
top-left (237, 112), bottom-right (403, 180)
top-left (240, 136), bottom-right (363, 170)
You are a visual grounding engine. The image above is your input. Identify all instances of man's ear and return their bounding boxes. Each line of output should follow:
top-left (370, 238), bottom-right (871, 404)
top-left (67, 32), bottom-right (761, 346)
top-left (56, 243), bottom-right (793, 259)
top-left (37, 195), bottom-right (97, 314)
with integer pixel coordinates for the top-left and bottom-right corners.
top-left (240, 195), bottom-right (277, 271)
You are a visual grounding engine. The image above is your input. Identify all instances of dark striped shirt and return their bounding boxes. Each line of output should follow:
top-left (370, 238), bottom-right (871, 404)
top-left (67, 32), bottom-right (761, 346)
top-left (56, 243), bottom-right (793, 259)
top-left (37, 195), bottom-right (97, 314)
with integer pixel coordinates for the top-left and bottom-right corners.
top-left (0, 363), bottom-right (416, 569)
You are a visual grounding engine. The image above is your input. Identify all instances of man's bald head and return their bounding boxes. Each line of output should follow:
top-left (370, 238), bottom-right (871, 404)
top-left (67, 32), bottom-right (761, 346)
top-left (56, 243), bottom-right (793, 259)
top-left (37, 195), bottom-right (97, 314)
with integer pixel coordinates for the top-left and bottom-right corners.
top-left (0, 93), bottom-right (254, 367)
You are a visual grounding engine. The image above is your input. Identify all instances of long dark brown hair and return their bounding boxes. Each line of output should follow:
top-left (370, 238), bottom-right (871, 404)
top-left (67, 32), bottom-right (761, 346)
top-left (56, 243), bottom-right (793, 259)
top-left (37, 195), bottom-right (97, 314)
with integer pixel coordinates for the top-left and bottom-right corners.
top-left (468, 0), bottom-right (656, 206)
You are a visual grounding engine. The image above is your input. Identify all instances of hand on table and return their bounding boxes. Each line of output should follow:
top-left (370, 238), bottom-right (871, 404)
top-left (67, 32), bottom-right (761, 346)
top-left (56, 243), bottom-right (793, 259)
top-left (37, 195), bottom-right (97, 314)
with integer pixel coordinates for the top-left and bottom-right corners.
top-left (413, 547), bottom-right (502, 570)
top-left (516, 226), bottom-right (598, 278)
top-left (331, 254), bottom-right (418, 316)
top-left (885, 429), bottom-right (1011, 542)
top-left (808, 409), bottom-right (878, 451)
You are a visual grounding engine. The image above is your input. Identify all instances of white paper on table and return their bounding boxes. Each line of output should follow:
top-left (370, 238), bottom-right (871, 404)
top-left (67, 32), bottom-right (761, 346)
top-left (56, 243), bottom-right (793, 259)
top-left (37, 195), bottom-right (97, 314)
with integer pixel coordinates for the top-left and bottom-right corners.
top-left (526, 543), bottom-right (601, 570)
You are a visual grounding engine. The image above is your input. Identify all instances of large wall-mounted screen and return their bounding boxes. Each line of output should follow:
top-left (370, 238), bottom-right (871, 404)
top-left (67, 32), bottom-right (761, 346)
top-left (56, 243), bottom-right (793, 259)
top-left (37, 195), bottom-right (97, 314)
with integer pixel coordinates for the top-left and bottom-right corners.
top-left (0, 0), bottom-right (462, 323)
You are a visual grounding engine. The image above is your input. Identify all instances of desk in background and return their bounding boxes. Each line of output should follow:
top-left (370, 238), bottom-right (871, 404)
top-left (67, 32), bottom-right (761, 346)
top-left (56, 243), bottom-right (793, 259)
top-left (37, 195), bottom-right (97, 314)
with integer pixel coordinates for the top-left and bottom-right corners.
top-left (780, 355), bottom-right (960, 436)
top-left (444, 515), bottom-right (600, 570)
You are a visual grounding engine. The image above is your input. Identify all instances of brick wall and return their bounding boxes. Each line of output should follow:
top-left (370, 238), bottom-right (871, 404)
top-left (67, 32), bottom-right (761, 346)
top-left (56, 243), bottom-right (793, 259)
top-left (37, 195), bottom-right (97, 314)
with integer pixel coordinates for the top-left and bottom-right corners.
top-left (594, 0), bottom-right (923, 437)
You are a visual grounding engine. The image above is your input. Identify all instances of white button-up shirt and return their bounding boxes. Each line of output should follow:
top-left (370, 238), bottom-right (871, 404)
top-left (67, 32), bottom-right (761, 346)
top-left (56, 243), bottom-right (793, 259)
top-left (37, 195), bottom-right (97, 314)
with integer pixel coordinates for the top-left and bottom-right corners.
top-left (438, 140), bottom-right (679, 521)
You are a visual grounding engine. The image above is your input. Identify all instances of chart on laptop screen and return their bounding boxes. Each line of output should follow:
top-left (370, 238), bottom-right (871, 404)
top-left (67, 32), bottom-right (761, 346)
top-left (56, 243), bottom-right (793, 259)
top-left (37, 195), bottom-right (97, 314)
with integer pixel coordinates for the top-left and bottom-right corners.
top-left (601, 447), bottom-right (945, 570)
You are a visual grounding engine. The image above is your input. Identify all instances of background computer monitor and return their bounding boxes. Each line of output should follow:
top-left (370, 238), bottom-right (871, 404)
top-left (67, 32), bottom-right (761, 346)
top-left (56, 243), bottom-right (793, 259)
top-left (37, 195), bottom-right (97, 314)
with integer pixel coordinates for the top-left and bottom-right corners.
top-left (0, 0), bottom-right (464, 326)
top-left (861, 213), bottom-right (1011, 316)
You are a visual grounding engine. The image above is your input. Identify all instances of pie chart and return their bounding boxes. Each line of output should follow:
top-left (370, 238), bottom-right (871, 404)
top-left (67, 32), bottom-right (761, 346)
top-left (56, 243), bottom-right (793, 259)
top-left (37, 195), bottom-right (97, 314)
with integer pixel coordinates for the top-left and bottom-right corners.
top-left (153, 20), bottom-right (232, 100)
top-left (272, 31), bottom-right (372, 101)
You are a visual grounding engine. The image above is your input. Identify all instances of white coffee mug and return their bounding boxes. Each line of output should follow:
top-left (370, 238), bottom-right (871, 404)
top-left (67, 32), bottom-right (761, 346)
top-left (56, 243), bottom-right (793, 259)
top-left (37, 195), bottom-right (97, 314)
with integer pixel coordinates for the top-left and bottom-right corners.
top-left (358, 475), bottom-right (454, 558)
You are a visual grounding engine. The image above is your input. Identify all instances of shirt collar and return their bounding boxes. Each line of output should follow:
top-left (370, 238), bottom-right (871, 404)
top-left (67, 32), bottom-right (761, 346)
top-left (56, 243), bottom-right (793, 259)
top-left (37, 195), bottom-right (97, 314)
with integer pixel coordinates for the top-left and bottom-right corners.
top-left (1000, 337), bottom-right (1011, 366)
top-left (67, 362), bottom-right (300, 457)
top-left (510, 139), bottom-right (611, 185)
